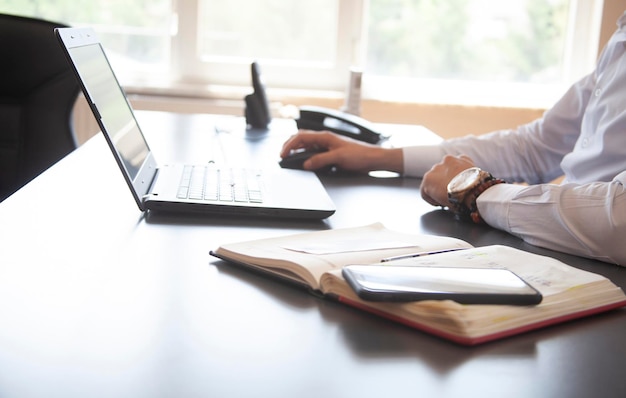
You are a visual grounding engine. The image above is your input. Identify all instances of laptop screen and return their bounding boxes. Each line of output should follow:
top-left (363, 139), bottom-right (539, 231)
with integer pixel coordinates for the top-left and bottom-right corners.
top-left (68, 43), bottom-right (149, 180)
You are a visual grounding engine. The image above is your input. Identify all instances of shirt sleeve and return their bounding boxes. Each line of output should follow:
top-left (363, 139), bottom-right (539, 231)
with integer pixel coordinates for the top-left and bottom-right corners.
top-left (477, 171), bottom-right (626, 265)
top-left (400, 71), bottom-right (595, 183)
top-left (402, 145), bottom-right (446, 177)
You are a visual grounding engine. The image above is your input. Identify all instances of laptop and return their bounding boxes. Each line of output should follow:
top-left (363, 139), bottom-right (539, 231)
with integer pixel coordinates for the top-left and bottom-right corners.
top-left (55, 27), bottom-right (335, 219)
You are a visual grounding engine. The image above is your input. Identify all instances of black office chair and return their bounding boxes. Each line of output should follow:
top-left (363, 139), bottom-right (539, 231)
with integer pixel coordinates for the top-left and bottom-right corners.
top-left (0, 14), bottom-right (80, 201)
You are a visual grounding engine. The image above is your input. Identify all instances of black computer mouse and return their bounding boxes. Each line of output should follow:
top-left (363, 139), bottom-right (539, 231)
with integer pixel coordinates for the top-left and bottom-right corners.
top-left (279, 148), bottom-right (328, 170)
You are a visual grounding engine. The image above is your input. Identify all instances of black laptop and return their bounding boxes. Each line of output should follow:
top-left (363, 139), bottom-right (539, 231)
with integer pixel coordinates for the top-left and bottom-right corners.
top-left (55, 27), bottom-right (335, 219)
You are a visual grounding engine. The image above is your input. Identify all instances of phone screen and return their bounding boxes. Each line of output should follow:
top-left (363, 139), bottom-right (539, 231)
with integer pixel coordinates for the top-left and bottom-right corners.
top-left (342, 265), bottom-right (542, 305)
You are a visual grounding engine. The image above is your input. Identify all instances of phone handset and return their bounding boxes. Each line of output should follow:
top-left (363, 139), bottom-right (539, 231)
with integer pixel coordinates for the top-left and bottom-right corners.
top-left (244, 62), bottom-right (271, 129)
top-left (296, 105), bottom-right (386, 144)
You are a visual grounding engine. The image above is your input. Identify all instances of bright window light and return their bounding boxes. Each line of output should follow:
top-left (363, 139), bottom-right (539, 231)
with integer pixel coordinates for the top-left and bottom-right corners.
top-left (0, 0), bottom-right (603, 107)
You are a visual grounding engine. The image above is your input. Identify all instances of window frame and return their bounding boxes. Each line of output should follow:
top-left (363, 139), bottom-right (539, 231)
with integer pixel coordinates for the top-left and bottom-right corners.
top-left (172, 0), bottom-right (365, 90)
top-left (126, 0), bottom-right (605, 109)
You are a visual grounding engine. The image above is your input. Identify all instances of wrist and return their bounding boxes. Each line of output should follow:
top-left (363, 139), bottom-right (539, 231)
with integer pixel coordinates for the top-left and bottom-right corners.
top-left (465, 177), bottom-right (507, 223)
top-left (372, 147), bottom-right (404, 173)
top-left (447, 167), bottom-right (506, 223)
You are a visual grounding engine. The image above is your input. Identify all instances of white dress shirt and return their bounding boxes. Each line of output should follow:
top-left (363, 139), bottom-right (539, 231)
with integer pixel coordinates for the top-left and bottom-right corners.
top-left (402, 12), bottom-right (626, 265)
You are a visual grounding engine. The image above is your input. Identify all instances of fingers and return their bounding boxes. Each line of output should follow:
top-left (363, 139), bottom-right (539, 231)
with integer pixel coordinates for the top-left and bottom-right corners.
top-left (419, 154), bottom-right (476, 208)
top-left (280, 130), bottom-right (334, 158)
top-left (420, 186), bottom-right (441, 206)
top-left (420, 165), bottom-right (444, 206)
top-left (281, 129), bottom-right (419, 174)
top-left (301, 150), bottom-right (337, 170)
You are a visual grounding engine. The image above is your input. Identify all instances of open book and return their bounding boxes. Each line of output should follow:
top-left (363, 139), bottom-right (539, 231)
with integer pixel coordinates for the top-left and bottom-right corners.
top-left (210, 223), bottom-right (626, 345)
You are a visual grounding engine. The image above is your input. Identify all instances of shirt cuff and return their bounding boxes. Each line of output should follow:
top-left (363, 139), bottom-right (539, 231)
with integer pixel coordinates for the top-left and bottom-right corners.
top-left (476, 183), bottom-right (526, 231)
top-left (401, 146), bottom-right (446, 177)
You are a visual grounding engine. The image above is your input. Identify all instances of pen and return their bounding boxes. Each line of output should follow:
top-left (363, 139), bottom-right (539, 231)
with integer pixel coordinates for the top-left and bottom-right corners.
top-left (380, 247), bottom-right (468, 263)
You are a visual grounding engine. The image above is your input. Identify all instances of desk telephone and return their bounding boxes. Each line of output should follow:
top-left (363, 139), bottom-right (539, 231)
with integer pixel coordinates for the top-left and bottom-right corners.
top-left (296, 106), bottom-right (386, 144)
top-left (245, 62), bottom-right (271, 129)
top-left (244, 61), bottom-right (385, 143)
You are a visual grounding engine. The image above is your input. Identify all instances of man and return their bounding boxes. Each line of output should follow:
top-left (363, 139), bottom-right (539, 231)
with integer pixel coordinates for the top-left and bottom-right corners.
top-left (280, 12), bottom-right (626, 266)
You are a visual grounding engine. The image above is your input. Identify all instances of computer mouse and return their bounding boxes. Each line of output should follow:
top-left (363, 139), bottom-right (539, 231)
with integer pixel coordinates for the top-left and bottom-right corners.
top-left (279, 147), bottom-right (328, 170)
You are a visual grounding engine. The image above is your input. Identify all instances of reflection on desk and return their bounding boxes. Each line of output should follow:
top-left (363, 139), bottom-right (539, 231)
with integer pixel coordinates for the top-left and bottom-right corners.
top-left (0, 111), bottom-right (624, 398)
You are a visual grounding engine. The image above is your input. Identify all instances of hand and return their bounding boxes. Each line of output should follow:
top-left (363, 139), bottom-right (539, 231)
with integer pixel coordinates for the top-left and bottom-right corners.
top-left (280, 130), bottom-right (403, 173)
top-left (421, 155), bottom-right (476, 208)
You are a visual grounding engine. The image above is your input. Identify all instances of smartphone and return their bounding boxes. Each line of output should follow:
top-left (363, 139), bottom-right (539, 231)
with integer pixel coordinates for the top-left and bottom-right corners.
top-left (342, 265), bottom-right (542, 305)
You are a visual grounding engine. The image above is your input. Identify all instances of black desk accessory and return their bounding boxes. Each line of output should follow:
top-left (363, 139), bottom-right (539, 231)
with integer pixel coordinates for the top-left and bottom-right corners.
top-left (244, 62), bottom-right (271, 129)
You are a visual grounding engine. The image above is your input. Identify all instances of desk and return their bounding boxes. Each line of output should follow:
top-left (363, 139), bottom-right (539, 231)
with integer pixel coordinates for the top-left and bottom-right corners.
top-left (1, 111), bottom-right (624, 398)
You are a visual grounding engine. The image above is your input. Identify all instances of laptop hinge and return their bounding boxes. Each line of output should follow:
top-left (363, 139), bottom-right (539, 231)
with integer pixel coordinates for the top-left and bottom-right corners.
top-left (141, 168), bottom-right (161, 205)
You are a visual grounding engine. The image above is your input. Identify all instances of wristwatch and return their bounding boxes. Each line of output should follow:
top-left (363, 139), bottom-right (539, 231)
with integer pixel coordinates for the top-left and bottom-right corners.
top-left (447, 167), bottom-right (506, 223)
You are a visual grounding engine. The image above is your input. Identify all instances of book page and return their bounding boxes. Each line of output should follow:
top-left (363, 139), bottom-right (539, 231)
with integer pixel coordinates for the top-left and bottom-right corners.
top-left (214, 223), bottom-right (472, 290)
top-left (382, 245), bottom-right (607, 296)
top-left (319, 245), bottom-right (626, 340)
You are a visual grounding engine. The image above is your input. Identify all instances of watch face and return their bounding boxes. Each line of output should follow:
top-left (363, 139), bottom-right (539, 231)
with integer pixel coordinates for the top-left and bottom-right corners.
top-left (448, 167), bottom-right (482, 193)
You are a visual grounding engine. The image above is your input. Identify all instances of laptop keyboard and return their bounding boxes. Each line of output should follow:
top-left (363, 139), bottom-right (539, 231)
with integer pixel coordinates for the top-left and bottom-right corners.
top-left (177, 165), bottom-right (263, 203)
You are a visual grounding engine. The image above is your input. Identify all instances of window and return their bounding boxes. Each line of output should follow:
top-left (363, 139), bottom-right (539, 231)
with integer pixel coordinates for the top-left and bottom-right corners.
top-left (0, 0), bottom-right (174, 79)
top-left (0, 0), bottom-right (603, 107)
top-left (175, 0), bottom-right (360, 90)
top-left (363, 0), bottom-right (602, 106)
